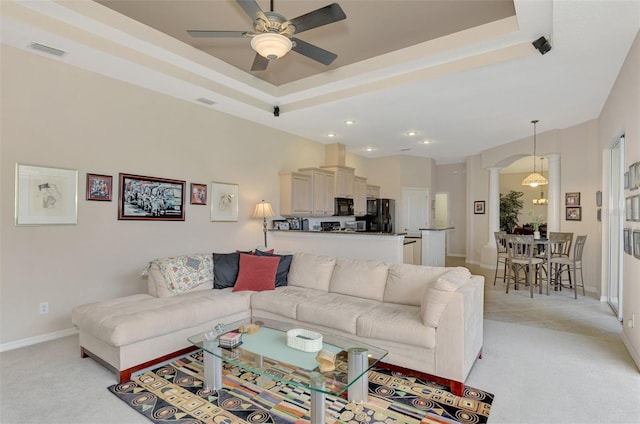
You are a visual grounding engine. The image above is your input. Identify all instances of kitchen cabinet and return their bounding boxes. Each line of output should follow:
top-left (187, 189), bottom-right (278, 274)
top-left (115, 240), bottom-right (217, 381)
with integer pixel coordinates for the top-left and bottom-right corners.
top-left (321, 165), bottom-right (354, 198)
top-left (299, 167), bottom-right (335, 216)
top-left (366, 184), bottom-right (381, 199)
top-left (279, 172), bottom-right (312, 216)
top-left (353, 176), bottom-right (368, 216)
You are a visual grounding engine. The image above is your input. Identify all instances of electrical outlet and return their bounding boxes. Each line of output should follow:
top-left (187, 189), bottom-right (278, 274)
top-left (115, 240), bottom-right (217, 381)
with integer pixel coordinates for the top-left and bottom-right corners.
top-left (39, 302), bottom-right (49, 315)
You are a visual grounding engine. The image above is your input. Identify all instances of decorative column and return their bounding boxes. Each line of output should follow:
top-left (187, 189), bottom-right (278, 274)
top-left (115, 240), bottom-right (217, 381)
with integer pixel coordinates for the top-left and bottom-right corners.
top-left (487, 167), bottom-right (501, 244)
top-left (546, 153), bottom-right (561, 232)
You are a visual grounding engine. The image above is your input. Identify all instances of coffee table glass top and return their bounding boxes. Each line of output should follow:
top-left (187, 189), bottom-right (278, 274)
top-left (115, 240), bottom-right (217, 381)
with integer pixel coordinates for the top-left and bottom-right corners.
top-left (188, 317), bottom-right (388, 396)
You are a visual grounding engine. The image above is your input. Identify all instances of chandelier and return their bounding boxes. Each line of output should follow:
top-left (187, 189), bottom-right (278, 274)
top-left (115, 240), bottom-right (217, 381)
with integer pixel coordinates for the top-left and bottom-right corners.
top-left (532, 159), bottom-right (548, 204)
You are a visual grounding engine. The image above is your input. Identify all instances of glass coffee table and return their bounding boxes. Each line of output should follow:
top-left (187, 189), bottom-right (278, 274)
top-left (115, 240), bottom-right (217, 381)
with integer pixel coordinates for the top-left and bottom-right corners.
top-left (188, 317), bottom-right (387, 424)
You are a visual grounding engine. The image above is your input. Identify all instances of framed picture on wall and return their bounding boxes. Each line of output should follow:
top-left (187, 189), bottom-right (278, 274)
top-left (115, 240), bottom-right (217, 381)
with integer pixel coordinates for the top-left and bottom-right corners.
top-left (86, 173), bottom-right (112, 201)
top-left (15, 164), bottom-right (78, 225)
top-left (634, 230), bottom-right (640, 260)
top-left (474, 201), bottom-right (485, 214)
top-left (624, 228), bottom-right (631, 255)
top-left (210, 182), bottom-right (239, 221)
top-left (633, 195), bottom-right (640, 221)
top-left (190, 183), bottom-right (207, 205)
top-left (118, 173), bottom-right (185, 221)
top-left (627, 197), bottom-right (633, 221)
top-left (595, 190), bottom-right (602, 207)
top-left (566, 206), bottom-right (582, 221)
top-left (565, 192), bottom-right (581, 206)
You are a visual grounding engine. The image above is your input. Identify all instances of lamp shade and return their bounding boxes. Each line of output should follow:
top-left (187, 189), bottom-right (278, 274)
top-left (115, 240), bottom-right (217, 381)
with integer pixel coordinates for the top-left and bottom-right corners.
top-left (251, 33), bottom-right (292, 61)
top-left (252, 201), bottom-right (275, 218)
top-left (522, 172), bottom-right (548, 188)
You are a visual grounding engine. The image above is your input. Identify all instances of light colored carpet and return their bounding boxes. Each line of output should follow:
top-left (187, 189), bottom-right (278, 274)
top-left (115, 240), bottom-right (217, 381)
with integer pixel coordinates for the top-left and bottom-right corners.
top-left (1, 258), bottom-right (639, 423)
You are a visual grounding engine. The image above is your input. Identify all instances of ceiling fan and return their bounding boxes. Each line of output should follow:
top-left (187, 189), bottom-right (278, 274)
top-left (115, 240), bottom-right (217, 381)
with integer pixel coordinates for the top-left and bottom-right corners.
top-left (187, 0), bottom-right (346, 71)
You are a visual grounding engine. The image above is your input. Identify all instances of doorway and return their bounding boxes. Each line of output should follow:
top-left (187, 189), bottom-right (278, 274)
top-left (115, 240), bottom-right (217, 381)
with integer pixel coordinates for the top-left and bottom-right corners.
top-left (608, 135), bottom-right (624, 320)
top-left (435, 193), bottom-right (449, 253)
top-left (400, 187), bottom-right (429, 236)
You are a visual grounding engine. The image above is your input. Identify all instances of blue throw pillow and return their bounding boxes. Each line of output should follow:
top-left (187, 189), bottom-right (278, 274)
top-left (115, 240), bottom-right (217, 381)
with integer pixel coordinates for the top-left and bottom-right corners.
top-left (255, 250), bottom-right (292, 287)
top-left (213, 252), bottom-right (240, 289)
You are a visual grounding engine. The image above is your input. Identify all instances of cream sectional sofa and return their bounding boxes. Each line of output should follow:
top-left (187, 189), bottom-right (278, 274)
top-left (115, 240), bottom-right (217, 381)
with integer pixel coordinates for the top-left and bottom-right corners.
top-left (72, 251), bottom-right (484, 395)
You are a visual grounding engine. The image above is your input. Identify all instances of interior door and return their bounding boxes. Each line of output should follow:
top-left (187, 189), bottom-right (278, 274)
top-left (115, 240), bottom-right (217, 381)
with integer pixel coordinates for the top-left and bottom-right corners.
top-left (401, 187), bottom-right (429, 236)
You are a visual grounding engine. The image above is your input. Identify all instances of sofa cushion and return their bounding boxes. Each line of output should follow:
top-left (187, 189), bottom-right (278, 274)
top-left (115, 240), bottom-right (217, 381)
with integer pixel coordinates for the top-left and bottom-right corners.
top-left (433, 267), bottom-right (472, 291)
top-left (213, 252), bottom-right (240, 289)
top-left (255, 250), bottom-right (293, 287)
top-left (72, 290), bottom-right (252, 347)
top-left (296, 293), bottom-right (379, 334)
top-left (357, 303), bottom-right (436, 349)
top-left (232, 254), bottom-right (279, 292)
top-left (421, 288), bottom-right (454, 328)
top-left (287, 253), bottom-right (336, 292)
top-left (149, 254), bottom-right (213, 295)
top-left (384, 264), bottom-right (448, 305)
top-left (328, 257), bottom-right (389, 302)
top-left (250, 286), bottom-right (326, 319)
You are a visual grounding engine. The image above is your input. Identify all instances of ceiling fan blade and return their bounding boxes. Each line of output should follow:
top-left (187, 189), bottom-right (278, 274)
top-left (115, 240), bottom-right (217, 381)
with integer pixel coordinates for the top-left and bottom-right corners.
top-left (251, 53), bottom-right (270, 71)
top-left (187, 30), bottom-right (249, 38)
top-left (236, 0), bottom-right (264, 21)
top-left (288, 3), bottom-right (346, 34)
top-left (291, 37), bottom-right (337, 65)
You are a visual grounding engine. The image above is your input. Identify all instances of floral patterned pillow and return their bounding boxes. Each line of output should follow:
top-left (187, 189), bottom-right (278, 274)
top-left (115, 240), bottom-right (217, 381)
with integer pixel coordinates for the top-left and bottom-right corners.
top-left (152, 254), bottom-right (213, 294)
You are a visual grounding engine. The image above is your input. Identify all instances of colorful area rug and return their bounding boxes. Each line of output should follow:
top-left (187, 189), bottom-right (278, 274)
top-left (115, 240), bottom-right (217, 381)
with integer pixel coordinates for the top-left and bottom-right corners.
top-left (109, 350), bottom-right (493, 424)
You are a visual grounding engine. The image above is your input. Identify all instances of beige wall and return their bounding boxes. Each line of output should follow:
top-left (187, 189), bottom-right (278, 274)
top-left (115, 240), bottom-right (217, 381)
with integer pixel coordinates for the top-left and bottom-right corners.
top-left (598, 31), bottom-right (640, 367)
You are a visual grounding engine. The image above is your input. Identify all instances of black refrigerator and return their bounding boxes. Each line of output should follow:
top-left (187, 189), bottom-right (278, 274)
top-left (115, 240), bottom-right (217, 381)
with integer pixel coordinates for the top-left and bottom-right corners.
top-left (363, 198), bottom-right (395, 233)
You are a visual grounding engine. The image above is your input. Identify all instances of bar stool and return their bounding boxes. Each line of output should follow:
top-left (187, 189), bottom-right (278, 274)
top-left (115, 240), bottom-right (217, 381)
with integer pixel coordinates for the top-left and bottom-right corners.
top-left (493, 231), bottom-right (508, 285)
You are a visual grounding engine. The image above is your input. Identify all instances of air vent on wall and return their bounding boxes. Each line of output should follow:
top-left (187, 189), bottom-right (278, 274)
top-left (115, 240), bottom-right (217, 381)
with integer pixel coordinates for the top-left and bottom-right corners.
top-left (196, 97), bottom-right (216, 105)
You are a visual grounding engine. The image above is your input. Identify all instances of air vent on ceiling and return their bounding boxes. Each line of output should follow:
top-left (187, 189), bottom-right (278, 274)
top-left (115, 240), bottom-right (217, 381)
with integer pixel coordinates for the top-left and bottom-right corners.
top-left (30, 42), bottom-right (66, 57)
top-left (196, 97), bottom-right (216, 105)
top-left (400, 148), bottom-right (411, 152)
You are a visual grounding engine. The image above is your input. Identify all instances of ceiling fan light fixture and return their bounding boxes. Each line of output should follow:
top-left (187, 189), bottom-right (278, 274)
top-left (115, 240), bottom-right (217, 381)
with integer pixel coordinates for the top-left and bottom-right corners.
top-left (251, 33), bottom-right (292, 61)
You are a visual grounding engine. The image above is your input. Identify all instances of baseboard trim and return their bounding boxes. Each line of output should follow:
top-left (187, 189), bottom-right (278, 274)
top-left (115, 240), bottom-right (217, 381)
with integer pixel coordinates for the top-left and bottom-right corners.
top-left (621, 331), bottom-right (640, 372)
top-left (0, 327), bottom-right (78, 352)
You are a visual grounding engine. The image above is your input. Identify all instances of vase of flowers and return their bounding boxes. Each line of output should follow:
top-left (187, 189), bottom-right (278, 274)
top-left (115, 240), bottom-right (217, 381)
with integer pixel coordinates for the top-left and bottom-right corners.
top-left (528, 210), bottom-right (544, 239)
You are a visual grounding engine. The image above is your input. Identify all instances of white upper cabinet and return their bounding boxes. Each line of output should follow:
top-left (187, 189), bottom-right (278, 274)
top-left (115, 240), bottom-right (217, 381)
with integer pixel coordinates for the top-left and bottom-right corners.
top-left (354, 176), bottom-right (367, 216)
top-left (366, 184), bottom-right (381, 199)
top-left (299, 168), bottom-right (335, 216)
top-left (279, 172), bottom-right (312, 216)
top-left (321, 165), bottom-right (355, 198)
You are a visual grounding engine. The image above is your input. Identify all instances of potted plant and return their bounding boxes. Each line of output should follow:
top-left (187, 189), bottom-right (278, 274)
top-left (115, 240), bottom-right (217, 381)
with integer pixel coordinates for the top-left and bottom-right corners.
top-left (528, 210), bottom-right (545, 239)
top-left (499, 190), bottom-right (524, 233)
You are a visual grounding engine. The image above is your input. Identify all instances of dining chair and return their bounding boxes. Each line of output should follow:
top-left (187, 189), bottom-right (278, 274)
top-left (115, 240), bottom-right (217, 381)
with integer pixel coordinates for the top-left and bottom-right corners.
top-left (549, 235), bottom-right (587, 299)
top-left (505, 234), bottom-right (544, 298)
top-left (546, 232), bottom-right (574, 289)
top-left (493, 231), bottom-right (508, 285)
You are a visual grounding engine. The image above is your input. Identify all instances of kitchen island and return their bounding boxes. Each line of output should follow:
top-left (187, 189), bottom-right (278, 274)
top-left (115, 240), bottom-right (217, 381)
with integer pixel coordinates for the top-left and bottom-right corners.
top-left (420, 227), bottom-right (454, 266)
top-left (269, 230), bottom-right (407, 263)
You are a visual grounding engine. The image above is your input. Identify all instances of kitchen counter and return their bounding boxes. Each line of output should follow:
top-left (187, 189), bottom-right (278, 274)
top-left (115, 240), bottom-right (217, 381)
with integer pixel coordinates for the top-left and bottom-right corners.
top-left (269, 230), bottom-right (406, 264)
top-left (420, 227), bottom-right (455, 266)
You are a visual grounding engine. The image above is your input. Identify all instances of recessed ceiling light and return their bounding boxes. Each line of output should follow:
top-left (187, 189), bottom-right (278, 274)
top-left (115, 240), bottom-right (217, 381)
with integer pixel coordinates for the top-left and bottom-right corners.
top-left (405, 131), bottom-right (418, 137)
top-left (365, 147), bottom-right (375, 152)
top-left (327, 132), bottom-right (337, 138)
top-left (344, 120), bottom-right (356, 125)
top-left (419, 140), bottom-right (431, 145)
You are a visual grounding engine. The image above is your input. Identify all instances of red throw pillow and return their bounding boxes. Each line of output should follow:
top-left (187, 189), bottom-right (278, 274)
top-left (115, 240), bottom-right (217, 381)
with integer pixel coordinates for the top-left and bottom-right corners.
top-left (232, 253), bottom-right (279, 292)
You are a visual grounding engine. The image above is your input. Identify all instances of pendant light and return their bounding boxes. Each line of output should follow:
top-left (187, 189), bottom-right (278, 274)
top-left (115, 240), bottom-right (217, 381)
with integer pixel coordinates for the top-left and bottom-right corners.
top-left (521, 120), bottom-right (548, 187)
top-left (532, 158), bottom-right (549, 205)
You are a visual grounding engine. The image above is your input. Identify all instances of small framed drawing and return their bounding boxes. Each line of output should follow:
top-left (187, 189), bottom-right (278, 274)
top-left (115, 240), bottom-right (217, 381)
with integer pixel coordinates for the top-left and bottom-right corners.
top-left (118, 173), bottom-right (185, 221)
top-left (624, 228), bottom-right (631, 255)
top-left (624, 172), bottom-right (630, 189)
top-left (86, 173), bottom-right (112, 201)
top-left (627, 197), bottom-right (633, 221)
top-left (595, 190), bottom-right (602, 207)
top-left (634, 230), bottom-right (640, 260)
top-left (15, 164), bottom-right (78, 225)
top-left (272, 220), bottom-right (289, 230)
top-left (190, 183), bottom-right (207, 205)
top-left (633, 195), bottom-right (640, 221)
top-left (474, 201), bottom-right (485, 214)
top-left (211, 182), bottom-right (239, 221)
top-left (566, 206), bottom-right (582, 221)
top-left (565, 192), bottom-right (581, 206)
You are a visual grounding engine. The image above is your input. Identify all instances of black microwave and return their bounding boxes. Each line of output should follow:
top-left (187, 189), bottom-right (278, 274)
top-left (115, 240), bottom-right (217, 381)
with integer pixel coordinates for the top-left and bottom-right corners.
top-left (334, 197), bottom-right (354, 216)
